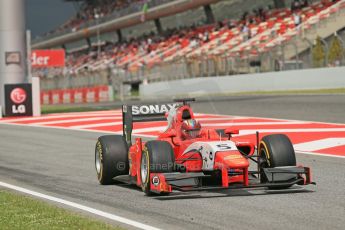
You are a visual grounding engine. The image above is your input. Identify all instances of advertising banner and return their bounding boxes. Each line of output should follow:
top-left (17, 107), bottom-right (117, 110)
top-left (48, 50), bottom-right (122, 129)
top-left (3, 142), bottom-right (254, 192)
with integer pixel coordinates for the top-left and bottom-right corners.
top-left (5, 84), bottom-right (33, 116)
top-left (31, 49), bottom-right (65, 67)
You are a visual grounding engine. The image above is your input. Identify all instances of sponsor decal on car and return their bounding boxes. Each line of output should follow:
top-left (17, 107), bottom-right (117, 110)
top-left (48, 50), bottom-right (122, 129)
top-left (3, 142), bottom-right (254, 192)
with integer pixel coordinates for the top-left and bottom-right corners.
top-left (224, 155), bottom-right (243, 160)
top-left (183, 141), bottom-right (238, 170)
top-left (152, 176), bottom-right (160, 186)
top-left (131, 104), bottom-right (179, 115)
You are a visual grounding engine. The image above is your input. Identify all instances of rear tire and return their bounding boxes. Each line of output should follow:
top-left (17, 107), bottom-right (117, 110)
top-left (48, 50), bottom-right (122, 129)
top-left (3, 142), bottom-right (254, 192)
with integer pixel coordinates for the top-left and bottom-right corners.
top-left (95, 135), bottom-right (129, 185)
top-left (140, 141), bottom-right (175, 195)
top-left (259, 134), bottom-right (296, 188)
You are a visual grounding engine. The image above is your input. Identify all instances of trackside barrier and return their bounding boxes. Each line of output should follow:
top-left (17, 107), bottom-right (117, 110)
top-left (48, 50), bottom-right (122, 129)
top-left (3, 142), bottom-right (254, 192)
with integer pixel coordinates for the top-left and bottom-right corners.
top-left (139, 66), bottom-right (345, 98)
top-left (40, 85), bottom-right (113, 105)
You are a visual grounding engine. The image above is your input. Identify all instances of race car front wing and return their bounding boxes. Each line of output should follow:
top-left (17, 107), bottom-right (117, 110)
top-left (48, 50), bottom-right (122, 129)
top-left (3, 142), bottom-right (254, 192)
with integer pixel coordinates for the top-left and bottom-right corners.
top-left (148, 166), bottom-right (314, 193)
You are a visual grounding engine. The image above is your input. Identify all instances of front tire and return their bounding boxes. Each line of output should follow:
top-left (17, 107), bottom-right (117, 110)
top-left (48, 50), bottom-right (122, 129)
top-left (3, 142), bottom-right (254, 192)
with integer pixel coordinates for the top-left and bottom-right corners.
top-left (95, 135), bottom-right (129, 185)
top-left (259, 134), bottom-right (296, 188)
top-left (140, 141), bottom-right (175, 195)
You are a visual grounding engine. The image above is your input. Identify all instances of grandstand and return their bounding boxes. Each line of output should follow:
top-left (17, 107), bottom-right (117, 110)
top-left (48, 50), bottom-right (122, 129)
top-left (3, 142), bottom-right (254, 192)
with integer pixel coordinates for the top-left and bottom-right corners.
top-left (32, 0), bottom-right (345, 100)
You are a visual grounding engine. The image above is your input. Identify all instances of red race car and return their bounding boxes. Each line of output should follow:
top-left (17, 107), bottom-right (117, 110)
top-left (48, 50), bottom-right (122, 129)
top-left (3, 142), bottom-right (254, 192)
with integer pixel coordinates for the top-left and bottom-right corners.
top-left (95, 99), bottom-right (314, 195)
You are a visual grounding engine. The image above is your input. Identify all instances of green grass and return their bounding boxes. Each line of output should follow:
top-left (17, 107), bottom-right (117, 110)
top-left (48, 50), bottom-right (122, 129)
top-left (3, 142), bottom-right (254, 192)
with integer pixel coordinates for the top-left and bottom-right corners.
top-left (0, 189), bottom-right (123, 230)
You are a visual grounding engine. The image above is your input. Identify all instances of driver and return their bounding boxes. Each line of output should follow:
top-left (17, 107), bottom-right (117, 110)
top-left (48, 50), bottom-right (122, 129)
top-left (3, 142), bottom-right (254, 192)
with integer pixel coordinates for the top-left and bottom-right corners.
top-left (181, 119), bottom-right (202, 140)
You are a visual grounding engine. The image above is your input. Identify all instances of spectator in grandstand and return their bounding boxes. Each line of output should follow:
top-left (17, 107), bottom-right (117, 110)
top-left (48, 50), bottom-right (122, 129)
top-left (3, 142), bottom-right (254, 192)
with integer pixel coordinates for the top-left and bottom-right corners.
top-left (258, 7), bottom-right (267, 22)
top-left (301, 0), bottom-right (309, 7)
top-left (203, 31), bottom-right (210, 43)
top-left (322, 0), bottom-right (339, 6)
top-left (215, 21), bottom-right (224, 31)
top-left (227, 20), bottom-right (236, 29)
top-left (46, 0), bottom-right (145, 36)
top-left (241, 23), bottom-right (250, 41)
top-left (291, 0), bottom-right (301, 12)
top-left (241, 11), bottom-right (249, 22)
top-left (189, 37), bottom-right (199, 48)
top-left (293, 11), bottom-right (302, 28)
top-left (39, 0), bottom-right (344, 81)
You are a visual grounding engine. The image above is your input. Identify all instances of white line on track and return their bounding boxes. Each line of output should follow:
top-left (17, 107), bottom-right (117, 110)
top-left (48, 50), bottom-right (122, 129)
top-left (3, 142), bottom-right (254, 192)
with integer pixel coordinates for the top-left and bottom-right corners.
top-left (20, 117), bottom-right (256, 127)
top-left (0, 122), bottom-right (158, 138)
top-left (296, 151), bottom-right (345, 159)
top-left (132, 126), bottom-right (166, 134)
top-left (202, 121), bottom-right (310, 126)
top-left (237, 128), bottom-right (345, 136)
top-left (196, 116), bottom-right (247, 120)
top-left (31, 117), bottom-right (122, 125)
top-left (1, 119), bottom-right (344, 158)
top-left (294, 138), bottom-right (345, 151)
top-left (133, 122), bottom-right (345, 136)
top-left (69, 118), bottom-right (247, 128)
top-left (0, 181), bottom-right (161, 230)
top-left (200, 113), bottom-right (345, 126)
top-left (71, 122), bottom-right (123, 129)
top-left (45, 110), bottom-right (121, 116)
top-left (0, 113), bottom-right (228, 124)
top-left (0, 113), bottom-right (122, 123)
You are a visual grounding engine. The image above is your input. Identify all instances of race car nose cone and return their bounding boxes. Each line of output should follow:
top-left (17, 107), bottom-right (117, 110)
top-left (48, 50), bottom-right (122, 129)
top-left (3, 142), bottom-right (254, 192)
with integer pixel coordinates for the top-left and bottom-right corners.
top-left (215, 151), bottom-right (249, 169)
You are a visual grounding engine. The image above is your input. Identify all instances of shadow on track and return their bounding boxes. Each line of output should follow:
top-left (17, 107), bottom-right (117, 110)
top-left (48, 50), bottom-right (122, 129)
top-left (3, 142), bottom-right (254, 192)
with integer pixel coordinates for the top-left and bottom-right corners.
top-left (152, 187), bottom-right (315, 201)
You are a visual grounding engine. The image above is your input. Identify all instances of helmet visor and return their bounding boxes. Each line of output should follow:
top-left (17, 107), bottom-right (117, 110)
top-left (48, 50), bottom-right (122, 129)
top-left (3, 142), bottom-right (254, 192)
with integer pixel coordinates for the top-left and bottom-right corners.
top-left (187, 129), bottom-right (200, 138)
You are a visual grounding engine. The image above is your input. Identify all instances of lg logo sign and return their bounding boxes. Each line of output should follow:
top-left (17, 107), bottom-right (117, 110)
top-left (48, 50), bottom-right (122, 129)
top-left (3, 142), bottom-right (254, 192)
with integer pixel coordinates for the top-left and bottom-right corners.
top-left (5, 84), bottom-right (32, 116)
top-left (11, 87), bottom-right (27, 104)
top-left (10, 88), bottom-right (27, 114)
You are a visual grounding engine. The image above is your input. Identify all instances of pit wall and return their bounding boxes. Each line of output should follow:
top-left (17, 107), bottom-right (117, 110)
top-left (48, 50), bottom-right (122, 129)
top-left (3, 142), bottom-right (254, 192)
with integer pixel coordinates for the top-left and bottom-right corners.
top-left (139, 67), bottom-right (345, 98)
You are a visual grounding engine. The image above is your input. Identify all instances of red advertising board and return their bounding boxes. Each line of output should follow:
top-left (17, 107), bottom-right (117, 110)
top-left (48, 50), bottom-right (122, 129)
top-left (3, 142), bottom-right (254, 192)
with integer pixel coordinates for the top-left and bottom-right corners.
top-left (40, 86), bottom-right (111, 105)
top-left (31, 49), bottom-right (65, 67)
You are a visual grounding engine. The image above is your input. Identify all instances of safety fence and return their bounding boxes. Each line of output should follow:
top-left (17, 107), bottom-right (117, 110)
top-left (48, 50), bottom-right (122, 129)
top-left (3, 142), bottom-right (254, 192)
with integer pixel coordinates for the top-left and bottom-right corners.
top-left (39, 68), bottom-right (109, 90)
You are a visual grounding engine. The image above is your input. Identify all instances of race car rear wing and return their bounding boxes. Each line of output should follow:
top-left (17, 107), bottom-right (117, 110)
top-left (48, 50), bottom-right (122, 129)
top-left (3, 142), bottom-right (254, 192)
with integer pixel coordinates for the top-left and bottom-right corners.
top-left (122, 103), bottom-right (180, 145)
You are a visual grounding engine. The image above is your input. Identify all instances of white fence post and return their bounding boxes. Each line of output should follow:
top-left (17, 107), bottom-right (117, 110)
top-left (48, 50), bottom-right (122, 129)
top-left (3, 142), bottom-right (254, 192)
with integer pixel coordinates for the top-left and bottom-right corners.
top-left (32, 77), bottom-right (41, 116)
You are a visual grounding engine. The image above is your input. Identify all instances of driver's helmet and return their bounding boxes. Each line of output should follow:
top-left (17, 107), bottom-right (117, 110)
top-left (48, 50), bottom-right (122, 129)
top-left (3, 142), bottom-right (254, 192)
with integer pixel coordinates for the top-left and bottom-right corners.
top-left (181, 119), bottom-right (201, 139)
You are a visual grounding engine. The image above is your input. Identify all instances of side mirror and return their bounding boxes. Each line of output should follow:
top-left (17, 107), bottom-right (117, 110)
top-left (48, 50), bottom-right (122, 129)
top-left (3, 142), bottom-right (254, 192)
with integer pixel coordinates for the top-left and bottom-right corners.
top-left (160, 130), bottom-right (177, 138)
top-left (224, 128), bottom-right (239, 139)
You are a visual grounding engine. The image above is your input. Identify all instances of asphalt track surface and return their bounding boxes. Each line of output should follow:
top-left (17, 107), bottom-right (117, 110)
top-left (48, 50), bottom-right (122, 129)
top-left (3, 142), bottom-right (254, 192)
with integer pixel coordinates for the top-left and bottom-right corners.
top-left (1, 95), bottom-right (345, 230)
